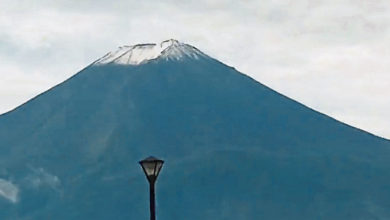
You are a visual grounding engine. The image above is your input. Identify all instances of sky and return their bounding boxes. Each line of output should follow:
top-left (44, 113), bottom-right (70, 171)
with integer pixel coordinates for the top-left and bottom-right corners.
top-left (0, 0), bottom-right (389, 138)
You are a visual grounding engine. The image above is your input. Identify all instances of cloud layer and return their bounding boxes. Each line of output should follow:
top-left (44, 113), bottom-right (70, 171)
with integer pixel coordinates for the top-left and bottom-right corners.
top-left (0, 0), bottom-right (389, 138)
top-left (0, 179), bottom-right (18, 203)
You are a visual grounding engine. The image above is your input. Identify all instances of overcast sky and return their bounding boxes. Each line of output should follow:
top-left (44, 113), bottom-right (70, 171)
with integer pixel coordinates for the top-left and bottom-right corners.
top-left (0, 0), bottom-right (389, 138)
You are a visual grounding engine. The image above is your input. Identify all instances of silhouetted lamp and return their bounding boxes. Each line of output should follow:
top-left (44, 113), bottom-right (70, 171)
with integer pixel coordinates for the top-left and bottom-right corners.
top-left (139, 156), bottom-right (164, 220)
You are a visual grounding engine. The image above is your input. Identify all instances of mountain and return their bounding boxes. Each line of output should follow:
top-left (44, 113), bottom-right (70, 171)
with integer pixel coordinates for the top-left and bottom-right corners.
top-left (0, 39), bottom-right (389, 219)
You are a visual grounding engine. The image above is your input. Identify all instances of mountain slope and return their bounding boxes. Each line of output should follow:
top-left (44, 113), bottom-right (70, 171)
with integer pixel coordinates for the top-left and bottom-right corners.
top-left (0, 40), bottom-right (389, 219)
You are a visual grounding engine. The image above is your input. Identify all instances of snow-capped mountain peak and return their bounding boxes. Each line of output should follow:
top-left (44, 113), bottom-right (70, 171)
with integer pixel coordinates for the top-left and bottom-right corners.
top-left (93, 39), bottom-right (206, 66)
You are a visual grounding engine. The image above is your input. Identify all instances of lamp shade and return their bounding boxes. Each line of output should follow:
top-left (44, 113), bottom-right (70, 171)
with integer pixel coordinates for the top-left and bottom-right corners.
top-left (139, 156), bottom-right (164, 182)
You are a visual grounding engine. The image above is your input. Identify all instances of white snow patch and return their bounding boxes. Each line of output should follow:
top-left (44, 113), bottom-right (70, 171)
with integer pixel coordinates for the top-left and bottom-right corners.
top-left (94, 39), bottom-right (206, 66)
top-left (0, 179), bottom-right (19, 203)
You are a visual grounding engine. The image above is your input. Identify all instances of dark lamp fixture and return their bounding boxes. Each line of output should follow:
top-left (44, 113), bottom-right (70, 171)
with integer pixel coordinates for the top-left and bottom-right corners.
top-left (139, 156), bottom-right (164, 183)
top-left (139, 156), bottom-right (164, 220)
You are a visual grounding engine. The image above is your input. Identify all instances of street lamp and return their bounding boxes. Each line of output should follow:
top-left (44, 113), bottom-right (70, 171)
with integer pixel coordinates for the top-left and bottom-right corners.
top-left (139, 156), bottom-right (164, 220)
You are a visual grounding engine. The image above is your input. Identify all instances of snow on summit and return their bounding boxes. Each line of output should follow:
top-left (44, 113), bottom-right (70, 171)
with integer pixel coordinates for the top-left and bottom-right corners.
top-left (94, 39), bottom-right (206, 65)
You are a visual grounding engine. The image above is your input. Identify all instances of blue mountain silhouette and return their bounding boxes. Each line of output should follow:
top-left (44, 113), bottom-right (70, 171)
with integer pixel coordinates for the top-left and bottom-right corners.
top-left (0, 40), bottom-right (389, 219)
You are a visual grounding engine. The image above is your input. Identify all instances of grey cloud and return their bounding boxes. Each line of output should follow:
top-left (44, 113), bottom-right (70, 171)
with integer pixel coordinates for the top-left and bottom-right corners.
top-left (25, 167), bottom-right (61, 191)
top-left (0, 179), bottom-right (19, 203)
top-left (0, 0), bottom-right (389, 138)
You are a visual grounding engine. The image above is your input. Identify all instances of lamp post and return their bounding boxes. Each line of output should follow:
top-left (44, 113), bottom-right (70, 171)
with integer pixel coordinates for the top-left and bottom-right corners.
top-left (139, 156), bottom-right (164, 220)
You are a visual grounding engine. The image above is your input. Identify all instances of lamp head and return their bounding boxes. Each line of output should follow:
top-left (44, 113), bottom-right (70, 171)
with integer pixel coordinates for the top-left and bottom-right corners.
top-left (139, 156), bottom-right (164, 183)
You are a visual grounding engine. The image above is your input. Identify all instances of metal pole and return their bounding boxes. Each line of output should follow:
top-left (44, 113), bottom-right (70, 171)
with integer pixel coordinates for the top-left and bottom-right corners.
top-left (149, 181), bottom-right (156, 220)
